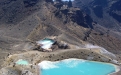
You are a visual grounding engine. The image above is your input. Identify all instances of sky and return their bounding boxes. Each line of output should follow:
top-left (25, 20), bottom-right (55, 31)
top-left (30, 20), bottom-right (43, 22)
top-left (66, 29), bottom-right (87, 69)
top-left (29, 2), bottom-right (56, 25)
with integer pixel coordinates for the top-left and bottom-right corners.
top-left (62, 0), bottom-right (74, 1)
top-left (53, 0), bottom-right (74, 1)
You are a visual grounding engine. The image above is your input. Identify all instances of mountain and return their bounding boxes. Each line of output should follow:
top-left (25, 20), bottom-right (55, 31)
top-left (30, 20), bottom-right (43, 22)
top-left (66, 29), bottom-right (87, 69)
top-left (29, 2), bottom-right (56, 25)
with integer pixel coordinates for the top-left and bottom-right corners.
top-left (1, 0), bottom-right (121, 74)
top-left (73, 0), bottom-right (121, 32)
top-left (0, 0), bottom-right (121, 68)
top-left (0, 0), bottom-right (121, 52)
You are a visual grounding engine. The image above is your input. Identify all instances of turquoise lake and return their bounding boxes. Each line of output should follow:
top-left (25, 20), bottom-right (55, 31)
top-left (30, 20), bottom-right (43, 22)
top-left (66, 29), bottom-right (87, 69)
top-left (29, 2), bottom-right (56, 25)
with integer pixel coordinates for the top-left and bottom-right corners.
top-left (39, 59), bottom-right (116, 75)
top-left (16, 59), bottom-right (29, 65)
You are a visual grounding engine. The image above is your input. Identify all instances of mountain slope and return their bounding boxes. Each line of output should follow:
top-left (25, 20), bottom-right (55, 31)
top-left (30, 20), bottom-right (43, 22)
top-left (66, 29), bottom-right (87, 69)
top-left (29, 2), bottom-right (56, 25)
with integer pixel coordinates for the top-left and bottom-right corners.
top-left (0, 0), bottom-right (121, 54)
top-left (73, 0), bottom-right (121, 32)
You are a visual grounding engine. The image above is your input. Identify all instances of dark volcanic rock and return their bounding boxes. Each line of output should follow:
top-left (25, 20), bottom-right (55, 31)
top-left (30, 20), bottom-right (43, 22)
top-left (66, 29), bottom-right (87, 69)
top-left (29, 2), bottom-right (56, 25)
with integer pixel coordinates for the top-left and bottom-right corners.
top-left (68, 9), bottom-right (93, 28)
top-left (23, 0), bottom-right (39, 7)
top-left (45, 0), bottom-right (53, 2)
top-left (73, 0), bottom-right (121, 32)
top-left (0, 0), bottom-right (42, 24)
top-left (109, 0), bottom-right (121, 11)
top-left (109, 0), bottom-right (121, 23)
top-left (92, 5), bottom-right (103, 18)
top-left (90, 0), bottom-right (108, 6)
top-left (109, 11), bottom-right (121, 23)
top-left (55, 2), bottom-right (93, 28)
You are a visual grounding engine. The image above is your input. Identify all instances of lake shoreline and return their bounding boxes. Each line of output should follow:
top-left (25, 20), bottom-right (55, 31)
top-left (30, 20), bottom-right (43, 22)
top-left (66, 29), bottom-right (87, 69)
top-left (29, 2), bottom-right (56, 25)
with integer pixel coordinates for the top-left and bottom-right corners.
top-left (0, 48), bottom-right (121, 75)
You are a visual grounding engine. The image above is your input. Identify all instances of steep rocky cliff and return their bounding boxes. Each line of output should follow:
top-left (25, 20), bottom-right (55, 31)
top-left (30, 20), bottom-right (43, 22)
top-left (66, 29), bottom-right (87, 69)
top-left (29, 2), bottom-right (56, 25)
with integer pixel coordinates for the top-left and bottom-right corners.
top-left (73, 0), bottom-right (121, 32)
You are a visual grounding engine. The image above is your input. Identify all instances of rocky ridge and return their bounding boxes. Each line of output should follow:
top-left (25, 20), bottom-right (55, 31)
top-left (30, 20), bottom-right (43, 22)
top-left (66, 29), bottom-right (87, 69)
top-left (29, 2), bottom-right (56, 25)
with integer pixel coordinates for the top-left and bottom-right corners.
top-left (0, 0), bottom-right (121, 74)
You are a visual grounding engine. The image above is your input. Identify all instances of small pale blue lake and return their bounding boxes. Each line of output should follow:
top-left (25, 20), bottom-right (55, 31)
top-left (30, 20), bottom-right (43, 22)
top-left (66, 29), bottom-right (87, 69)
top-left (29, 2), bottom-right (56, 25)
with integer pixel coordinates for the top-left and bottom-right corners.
top-left (16, 59), bottom-right (29, 65)
top-left (38, 59), bottom-right (117, 75)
